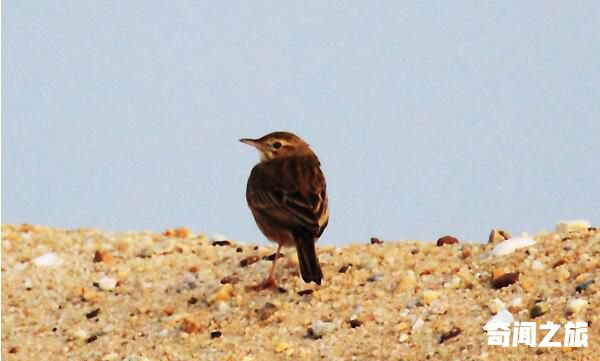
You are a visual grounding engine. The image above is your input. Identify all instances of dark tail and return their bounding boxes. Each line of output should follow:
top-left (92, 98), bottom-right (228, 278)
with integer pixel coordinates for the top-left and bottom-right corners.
top-left (295, 238), bottom-right (323, 285)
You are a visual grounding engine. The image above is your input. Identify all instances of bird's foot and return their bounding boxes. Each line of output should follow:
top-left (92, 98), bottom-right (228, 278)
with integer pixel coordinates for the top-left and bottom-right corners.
top-left (245, 278), bottom-right (278, 291)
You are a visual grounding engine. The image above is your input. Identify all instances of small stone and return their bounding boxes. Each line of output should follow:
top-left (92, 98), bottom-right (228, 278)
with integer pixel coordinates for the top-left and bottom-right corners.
top-left (210, 330), bottom-right (222, 338)
top-left (411, 318), bottom-right (424, 333)
top-left (367, 273), bottom-right (383, 282)
top-left (33, 252), bottom-right (62, 267)
top-left (181, 319), bottom-right (200, 334)
top-left (421, 290), bottom-right (441, 305)
top-left (164, 227), bottom-right (191, 238)
top-left (439, 327), bottom-right (461, 343)
top-left (85, 308), bottom-right (100, 319)
top-left (576, 279), bottom-right (595, 293)
top-left (257, 302), bottom-right (278, 321)
top-left (491, 272), bottom-right (519, 289)
top-left (98, 276), bottom-right (117, 290)
top-left (553, 257), bottom-right (568, 268)
top-left (531, 260), bottom-right (544, 270)
top-left (436, 235), bottom-right (459, 246)
top-left (8, 347), bottom-right (18, 354)
top-left (86, 335), bottom-right (98, 343)
top-left (210, 284), bottom-right (234, 303)
top-left (490, 238), bottom-right (535, 256)
top-left (275, 342), bottom-right (288, 353)
top-left (530, 302), bottom-right (549, 318)
top-left (297, 289), bottom-right (314, 296)
top-left (338, 264), bottom-right (352, 273)
top-left (370, 237), bottom-right (383, 244)
top-left (557, 267), bottom-right (570, 282)
top-left (566, 298), bottom-right (588, 315)
top-left (308, 320), bottom-right (334, 338)
top-left (74, 328), bottom-right (88, 339)
top-left (81, 287), bottom-right (98, 302)
top-left (220, 275), bottom-right (240, 285)
top-left (443, 276), bottom-right (461, 289)
top-left (350, 319), bottom-right (363, 328)
top-left (488, 229), bottom-right (512, 244)
top-left (93, 250), bottom-right (113, 263)
top-left (217, 301), bottom-right (230, 313)
top-left (239, 256), bottom-right (260, 267)
top-left (489, 298), bottom-right (506, 314)
top-left (212, 240), bottom-right (231, 247)
top-left (556, 220), bottom-right (590, 235)
top-left (398, 334), bottom-right (409, 343)
top-left (188, 297), bottom-right (198, 305)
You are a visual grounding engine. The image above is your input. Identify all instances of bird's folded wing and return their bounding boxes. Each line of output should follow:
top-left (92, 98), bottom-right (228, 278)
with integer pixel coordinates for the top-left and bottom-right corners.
top-left (247, 187), bottom-right (322, 232)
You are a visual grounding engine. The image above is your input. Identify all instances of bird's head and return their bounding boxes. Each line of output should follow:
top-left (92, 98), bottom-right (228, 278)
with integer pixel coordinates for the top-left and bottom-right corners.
top-left (240, 131), bottom-right (312, 161)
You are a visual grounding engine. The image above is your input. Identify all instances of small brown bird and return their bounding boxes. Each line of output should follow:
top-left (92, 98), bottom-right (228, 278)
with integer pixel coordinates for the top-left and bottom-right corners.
top-left (240, 131), bottom-right (329, 288)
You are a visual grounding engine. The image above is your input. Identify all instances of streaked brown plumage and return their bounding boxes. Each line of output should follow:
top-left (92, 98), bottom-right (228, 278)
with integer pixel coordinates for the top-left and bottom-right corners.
top-left (240, 131), bottom-right (328, 288)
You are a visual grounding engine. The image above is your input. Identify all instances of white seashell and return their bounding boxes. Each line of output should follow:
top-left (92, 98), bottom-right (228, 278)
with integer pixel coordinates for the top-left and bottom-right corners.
top-left (556, 220), bottom-right (591, 235)
top-left (33, 252), bottom-right (62, 267)
top-left (98, 276), bottom-right (117, 290)
top-left (566, 298), bottom-right (588, 315)
top-left (490, 238), bottom-right (536, 256)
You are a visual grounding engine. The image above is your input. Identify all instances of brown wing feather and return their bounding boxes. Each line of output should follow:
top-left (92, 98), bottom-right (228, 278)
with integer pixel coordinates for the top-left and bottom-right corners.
top-left (246, 155), bottom-right (328, 239)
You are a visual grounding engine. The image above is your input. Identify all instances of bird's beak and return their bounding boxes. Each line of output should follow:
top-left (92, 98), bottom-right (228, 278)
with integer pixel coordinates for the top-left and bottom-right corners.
top-left (239, 138), bottom-right (260, 148)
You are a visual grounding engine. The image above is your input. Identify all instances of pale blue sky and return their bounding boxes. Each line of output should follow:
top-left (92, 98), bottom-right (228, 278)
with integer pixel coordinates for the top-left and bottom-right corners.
top-left (3, 2), bottom-right (599, 245)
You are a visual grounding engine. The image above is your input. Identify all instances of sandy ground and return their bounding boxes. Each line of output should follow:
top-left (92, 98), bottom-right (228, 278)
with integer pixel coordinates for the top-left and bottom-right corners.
top-left (1, 223), bottom-right (598, 360)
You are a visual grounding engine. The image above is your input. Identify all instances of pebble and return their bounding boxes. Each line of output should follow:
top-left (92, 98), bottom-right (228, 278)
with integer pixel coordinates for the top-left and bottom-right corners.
top-left (556, 220), bottom-right (590, 235)
top-left (181, 319), bottom-right (200, 334)
top-left (439, 327), bottom-right (461, 343)
top-left (565, 298), bottom-right (588, 315)
top-left (309, 320), bottom-right (335, 338)
top-left (530, 302), bottom-right (549, 318)
top-left (436, 236), bottom-right (459, 246)
top-left (370, 237), bottom-right (384, 244)
top-left (338, 264), bottom-right (352, 273)
top-left (531, 260), bottom-right (544, 270)
top-left (239, 256), bottom-right (260, 267)
top-left (209, 284), bottom-right (234, 303)
top-left (488, 229), bottom-right (512, 244)
top-left (557, 267), bottom-right (570, 282)
top-left (488, 298), bottom-right (506, 314)
top-left (443, 276), bottom-right (461, 289)
top-left (491, 272), bottom-right (519, 289)
top-left (483, 310), bottom-right (514, 331)
top-left (398, 333), bottom-right (409, 343)
top-left (275, 341), bottom-right (288, 353)
top-left (490, 238), bottom-right (535, 256)
top-left (98, 276), bottom-right (117, 290)
top-left (93, 250), bottom-right (114, 263)
top-left (421, 290), bottom-right (441, 305)
top-left (576, 279), bottom-right (595, 293)
top-left (411, 318), bottom-right (424, 333)
top-left (510, 297), bottom-right (522, 309)
top-left (33, 252), bottom-right (62, 267)
top-left (350, 319), bottom-right (363, 328)
top-left (257, 302), bottom-right (278, 321)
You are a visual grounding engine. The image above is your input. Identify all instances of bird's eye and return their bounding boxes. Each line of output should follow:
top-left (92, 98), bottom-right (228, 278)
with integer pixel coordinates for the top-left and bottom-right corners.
top-left (272, 141), bottom-right (282, 149)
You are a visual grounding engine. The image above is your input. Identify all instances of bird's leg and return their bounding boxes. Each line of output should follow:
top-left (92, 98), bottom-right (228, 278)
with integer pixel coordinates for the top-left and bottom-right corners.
top-left (247, 244), bottom-right (282, 291)
top-left (264, 244), bottom-right (282, 286)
